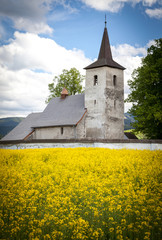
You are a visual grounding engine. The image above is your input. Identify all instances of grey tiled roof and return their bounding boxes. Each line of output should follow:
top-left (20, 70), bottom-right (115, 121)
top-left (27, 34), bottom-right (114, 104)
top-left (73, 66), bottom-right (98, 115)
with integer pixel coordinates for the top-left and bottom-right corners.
top-left (1, 94), bottom-right (86, 141)
top-left (1, 113), bottom-right (41, 141)
top-left (32, 94), bottom-right (86, 128)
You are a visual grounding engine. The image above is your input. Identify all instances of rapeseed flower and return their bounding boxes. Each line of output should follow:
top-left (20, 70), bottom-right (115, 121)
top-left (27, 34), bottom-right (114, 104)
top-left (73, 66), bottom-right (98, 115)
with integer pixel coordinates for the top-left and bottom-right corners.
top-left (0, 148), bottom-right (161, 239)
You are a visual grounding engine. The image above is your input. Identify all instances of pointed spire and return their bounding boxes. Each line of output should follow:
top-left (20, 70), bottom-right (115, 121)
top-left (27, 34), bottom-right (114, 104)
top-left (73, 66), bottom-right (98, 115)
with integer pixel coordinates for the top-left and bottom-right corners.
top-left (84, 18), bottom-right (125, 70)
top-left (98, 24), bottom-right (112, 61)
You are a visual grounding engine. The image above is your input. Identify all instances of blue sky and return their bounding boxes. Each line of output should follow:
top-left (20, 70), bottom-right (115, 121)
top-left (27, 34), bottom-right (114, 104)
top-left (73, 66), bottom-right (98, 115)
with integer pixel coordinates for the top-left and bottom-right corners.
top-left (47, 1), bottom-right (162, 58)
top-left (0, 0), bottom-right (162, 117)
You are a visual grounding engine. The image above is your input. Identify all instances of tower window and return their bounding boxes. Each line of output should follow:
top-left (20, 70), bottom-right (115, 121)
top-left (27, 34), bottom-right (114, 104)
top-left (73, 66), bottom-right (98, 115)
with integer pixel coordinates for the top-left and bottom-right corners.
top-left (94, 100), bottom-right (96, 105)
top-left (114, 100), bottom-right (116, 109)
top-left (113, 75), bottom-right (117, 86)
top-left (94, 75), bottom-right (98, 86)
top-left (61, 127), bottom-right (63, 135)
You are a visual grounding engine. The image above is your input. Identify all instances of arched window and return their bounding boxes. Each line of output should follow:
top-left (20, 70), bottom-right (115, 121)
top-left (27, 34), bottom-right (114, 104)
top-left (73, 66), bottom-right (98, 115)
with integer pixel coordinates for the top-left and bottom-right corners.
top-left (61, 127), bottom-right (63, 135)
top-left (113, 75), bottom-right (117, 86)
top-left (94, 100), bottom-right (96, 105)
top-left (94, 75), bottom-right (98, 86)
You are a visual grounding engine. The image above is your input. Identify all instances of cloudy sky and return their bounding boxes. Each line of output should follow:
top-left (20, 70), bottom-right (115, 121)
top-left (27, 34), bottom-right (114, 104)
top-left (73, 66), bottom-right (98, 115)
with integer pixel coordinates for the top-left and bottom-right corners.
top-left (0, 0), bottom-right (162, 117)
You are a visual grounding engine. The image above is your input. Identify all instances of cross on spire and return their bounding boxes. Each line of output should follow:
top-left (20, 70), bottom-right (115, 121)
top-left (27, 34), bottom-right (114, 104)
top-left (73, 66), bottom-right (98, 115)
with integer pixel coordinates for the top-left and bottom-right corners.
top-left (105, 14), bottom-right (107, 28)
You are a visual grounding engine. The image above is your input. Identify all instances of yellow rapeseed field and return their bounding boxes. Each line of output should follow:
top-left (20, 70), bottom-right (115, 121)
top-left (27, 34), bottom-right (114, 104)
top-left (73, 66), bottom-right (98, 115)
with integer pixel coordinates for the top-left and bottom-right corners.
top-left (0, 148), bottom-right (161, 240)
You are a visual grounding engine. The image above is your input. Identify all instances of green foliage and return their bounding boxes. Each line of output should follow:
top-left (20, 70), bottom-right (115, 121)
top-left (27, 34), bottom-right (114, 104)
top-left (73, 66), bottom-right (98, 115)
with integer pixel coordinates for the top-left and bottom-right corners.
top-left (125, 39), bottom-right (162, 139)
top-left (124, 129), bottom-right (146, 139)
top-left (124, 113), bottom-right (135, 130)
top-left (46, 68), bottom-right (85, 103)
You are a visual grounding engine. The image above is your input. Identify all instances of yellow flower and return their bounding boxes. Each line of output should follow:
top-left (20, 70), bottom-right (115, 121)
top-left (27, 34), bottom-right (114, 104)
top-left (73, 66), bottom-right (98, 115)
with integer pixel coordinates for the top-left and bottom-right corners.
top-left (128, 223), bottom-right (134, 229)
top-left (0, 148), bottom-right (161, 240)
top-left (109, 228), bottom-right (114, 233)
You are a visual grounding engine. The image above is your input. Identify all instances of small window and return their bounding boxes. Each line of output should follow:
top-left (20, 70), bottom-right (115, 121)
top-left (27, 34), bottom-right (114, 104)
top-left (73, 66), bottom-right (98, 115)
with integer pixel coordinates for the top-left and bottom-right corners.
top-left (114, 100), bottom-right (116, 109)
top-left (94, 75), bottom-right (98, 86)
top-left (94, 100), bottom-right (96, 105)
top-left (61, 127), bottom-right (63, 135)
top-left (113, 75), bottom-right (117, 86)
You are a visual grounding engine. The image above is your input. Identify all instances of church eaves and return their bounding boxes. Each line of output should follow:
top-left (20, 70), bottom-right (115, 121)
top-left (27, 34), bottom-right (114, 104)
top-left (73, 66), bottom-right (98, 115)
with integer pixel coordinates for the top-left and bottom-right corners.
top-left (85, 26), bottom-right (125, 70)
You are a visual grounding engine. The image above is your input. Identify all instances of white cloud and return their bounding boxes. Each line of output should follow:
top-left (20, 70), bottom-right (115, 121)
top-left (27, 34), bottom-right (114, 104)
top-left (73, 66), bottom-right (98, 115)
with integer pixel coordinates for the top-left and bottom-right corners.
top-left (0, 30), bottom-right (152, 117)
top-left (0, 32), bottom-right (91, 117)
top-left (112, 43), bottom-right (147, 56)
top-left (81, 0), bottom-right (160, 12)
top-left (145, 7), bottom-right (162, 18)
top-left (0, 32), bottom-right (90, 73)
top-left (0, 0), bottom-right (53, 34)
top-left (0, 0), bottom-right (76, 34)
top-left (147, 39), bottom-right (156, 47)
top-left (0, 0), bottom-right (161, 35)
top-left (81, 0), bottom-right (125, 12)
top-left (14, 18), bottom-right (53, 34)
top-left (112, 43), bottom-right (146, 79)
top-left (0, 67), bottom-right (52, 116)
top-left (142, 0), bottom-right (158, 6)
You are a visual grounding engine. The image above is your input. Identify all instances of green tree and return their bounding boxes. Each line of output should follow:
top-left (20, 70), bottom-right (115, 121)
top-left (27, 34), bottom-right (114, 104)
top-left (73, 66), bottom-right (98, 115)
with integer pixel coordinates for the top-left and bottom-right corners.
top-left (46, 68), bottom-right (85, 103)
top-left (125, 38), bottom-right (162, 139)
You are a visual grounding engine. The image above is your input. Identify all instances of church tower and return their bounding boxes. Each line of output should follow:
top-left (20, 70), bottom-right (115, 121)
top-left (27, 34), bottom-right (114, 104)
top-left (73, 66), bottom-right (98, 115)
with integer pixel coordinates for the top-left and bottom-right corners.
top-left (84, 20), bottom-right (125, 139)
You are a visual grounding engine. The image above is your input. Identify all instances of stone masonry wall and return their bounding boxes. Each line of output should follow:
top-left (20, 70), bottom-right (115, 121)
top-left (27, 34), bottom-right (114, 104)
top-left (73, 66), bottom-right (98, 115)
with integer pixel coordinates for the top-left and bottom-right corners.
top-left (105, 67), bottom-right (124, 139)
top-left (85, 66), bottom-right (124, 139)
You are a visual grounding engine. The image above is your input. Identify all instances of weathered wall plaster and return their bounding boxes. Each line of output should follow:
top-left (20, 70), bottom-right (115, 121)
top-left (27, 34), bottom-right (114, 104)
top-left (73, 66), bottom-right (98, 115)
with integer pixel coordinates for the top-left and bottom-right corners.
top-left (33, 114), bottom-right (86, 140)
top-left (85, 66), bottom-right (124, 139)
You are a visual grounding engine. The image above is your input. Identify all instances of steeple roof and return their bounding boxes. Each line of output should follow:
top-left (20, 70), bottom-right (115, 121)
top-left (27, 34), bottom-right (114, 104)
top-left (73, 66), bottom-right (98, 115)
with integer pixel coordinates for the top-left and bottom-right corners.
top-left (85, 26), bottom-right (125, 70)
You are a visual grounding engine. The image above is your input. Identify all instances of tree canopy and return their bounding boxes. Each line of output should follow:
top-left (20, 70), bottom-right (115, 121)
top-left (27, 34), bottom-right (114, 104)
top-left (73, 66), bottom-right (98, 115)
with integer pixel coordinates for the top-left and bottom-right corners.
top-left (46, 68), bottom-right (85, 103)
top-left (125, 38), bottom-right (162, 139)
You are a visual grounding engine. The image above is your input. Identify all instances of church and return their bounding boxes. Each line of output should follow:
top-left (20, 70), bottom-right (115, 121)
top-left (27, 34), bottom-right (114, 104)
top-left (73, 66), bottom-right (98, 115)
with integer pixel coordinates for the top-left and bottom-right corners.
top-left (2, 21), bottom-right (125, 141)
